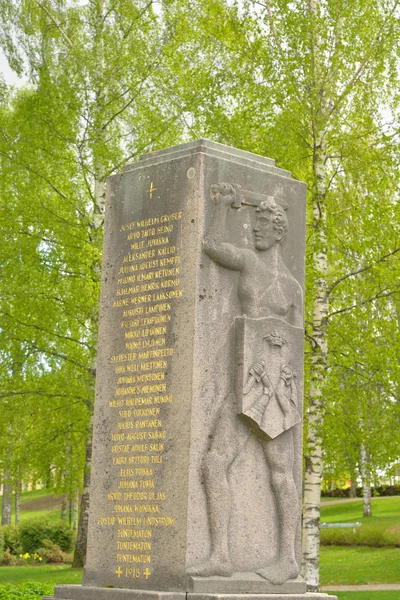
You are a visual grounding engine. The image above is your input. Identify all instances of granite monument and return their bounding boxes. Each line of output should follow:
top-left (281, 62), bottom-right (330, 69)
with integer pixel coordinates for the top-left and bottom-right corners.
top-left (46, 140), bottom-right (336, 600)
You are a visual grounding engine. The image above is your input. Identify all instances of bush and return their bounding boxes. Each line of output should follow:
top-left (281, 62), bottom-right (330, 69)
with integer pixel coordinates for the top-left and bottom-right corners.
top-left (19, 520), bottom-right (74, 553)
top-left (39, 539), bottom-right (64, 563)
top-left (0, 549), bottom-right (17, 566)
top-left (2, 526), bottom-right (22, 556)
top-left (0, 582), bottom-right (54, 600)
top-left (320, 523), bottom-right (400, 547)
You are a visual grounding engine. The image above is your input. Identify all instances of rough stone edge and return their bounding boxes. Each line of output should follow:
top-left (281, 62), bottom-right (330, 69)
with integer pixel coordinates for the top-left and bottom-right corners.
top-left (45, 593), bottom-right (337, 600)
top-left (123, 140), bottom-right (293, 179)
top-left (187, 575), bottom-right (306, 594)
top-left (50, 586), bottom-right (186, 600)
top-left (45, 586), bottom-right (337, 600)
top-left (138, 140), bottom-right (276, 167)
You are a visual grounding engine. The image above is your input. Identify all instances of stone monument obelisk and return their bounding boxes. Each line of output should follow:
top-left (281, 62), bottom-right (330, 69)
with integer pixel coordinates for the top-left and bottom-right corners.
top-left (46, 140), bottom-right (336, 600)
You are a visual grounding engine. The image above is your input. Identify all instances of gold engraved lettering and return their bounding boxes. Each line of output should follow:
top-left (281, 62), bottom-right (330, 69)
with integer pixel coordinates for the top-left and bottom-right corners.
top-left (127, 456), bottom-right (150, 464)
top-left (117, 541), bottom-right (152, 551)
top-left (119, 480), bottom-right (138, 489)
top-left (153, 395), bottom-right (172, 404)
top-left (157, 245), bottom-right (176, 257)
top-left (143, 516), bottom-right (175, 526)
top-left (111, 353), bottom-right (137, 363)
top-left (160, 278), bottom-right (180, 289)
top-left (98, 516), bottom-right (116, 525)
top-left (159, 211), bottom-right (182, 222)
top-left (135, 419), bottom-right (162, 429)
top-left (152, 290), bottom-right (183, 301)
top-left (136, 217), bottom-right (160, 228)
top-left (133, 504), bottom-right (159, 513)
top-left (116, 553), bottom-right (151, 564)
top-left (113, 299), bottom-right (129, 308)
top-left (123, 491), bottom-right (148, 501)
top-left (159, 256), bottom-right (180, 267)
top-left (125, 398), bottom-right (153, 408)
top-left (138, 348), bottom-right (173, 360)
top-left (123, 250), bottom-right (155, 263)
top-left (118, 529), bottom-right (152, 538)
top-left (109, 399), bottom-right (124, 408)
top-left (117, 516), bottom-right (142, 525)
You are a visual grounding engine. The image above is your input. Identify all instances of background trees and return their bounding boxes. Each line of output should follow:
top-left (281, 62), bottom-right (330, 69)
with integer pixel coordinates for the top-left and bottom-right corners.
top-left (1, 0), bottom-right (399, 589)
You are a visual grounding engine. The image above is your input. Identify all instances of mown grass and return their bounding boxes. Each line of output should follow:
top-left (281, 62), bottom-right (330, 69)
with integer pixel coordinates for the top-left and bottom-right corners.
top-left (0, 565), bottom-right (82, 586)
top-left (334, 593), bottom-right (400, 600)
top-left (320, 546), bottom-right (400, 585)
top-left (0, 488), bottom-right (64, 524)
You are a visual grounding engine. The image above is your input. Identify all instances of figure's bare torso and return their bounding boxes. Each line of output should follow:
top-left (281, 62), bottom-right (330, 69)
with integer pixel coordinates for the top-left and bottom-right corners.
top-left (237, 250), bottom-right (303, 326)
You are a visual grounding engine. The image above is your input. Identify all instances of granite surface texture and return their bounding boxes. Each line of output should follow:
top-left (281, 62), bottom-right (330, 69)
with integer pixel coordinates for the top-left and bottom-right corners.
top-left (47, 140), bottom-right (314, 600)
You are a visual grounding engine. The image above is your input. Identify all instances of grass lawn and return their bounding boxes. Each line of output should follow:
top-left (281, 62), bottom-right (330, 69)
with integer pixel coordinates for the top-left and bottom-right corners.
top-left (0, 488), bottom-right (66, 523)
top-left (320, 496), bottom-right (400, 523)
top-left (320, 546), bottom-right (400, 585)
top-left (334, 593), bottom-right (400, 600)
top-left (0, 565), bottom-right (82, 586)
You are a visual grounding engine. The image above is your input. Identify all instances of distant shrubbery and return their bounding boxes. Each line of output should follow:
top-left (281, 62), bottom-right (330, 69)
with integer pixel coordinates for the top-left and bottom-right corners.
top-left (0, 520), bottom-right (74, 565)
top-left (322, 485), bottom-right (400, 498)
top-left (320, 523), bottom-right (400, 547)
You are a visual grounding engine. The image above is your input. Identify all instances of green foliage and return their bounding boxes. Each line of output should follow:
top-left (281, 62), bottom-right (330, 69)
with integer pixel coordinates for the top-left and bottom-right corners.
top-left (19, 520), bottom-right (74, 553)
top-left (38, 539), bottom-right (68, 564)
top-left (0, 565), bottom-right (82, 587)
top-left (2, 525), bottom-right (22, 555)
top-left (321, 525), bottom-right (400, 548)
top-left (320, 497), bottom-right (400, 547)
top-left (0, 582), bottom-right (54, 600)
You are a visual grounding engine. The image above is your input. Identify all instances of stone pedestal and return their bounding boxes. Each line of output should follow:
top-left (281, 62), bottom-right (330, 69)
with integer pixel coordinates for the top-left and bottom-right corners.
top-left (46, 141), bottom-right (335, 600)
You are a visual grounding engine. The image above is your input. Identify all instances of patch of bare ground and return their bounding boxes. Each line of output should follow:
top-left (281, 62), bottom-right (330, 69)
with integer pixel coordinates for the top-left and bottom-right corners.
top-left (21, 495), bottom-right (63, 511)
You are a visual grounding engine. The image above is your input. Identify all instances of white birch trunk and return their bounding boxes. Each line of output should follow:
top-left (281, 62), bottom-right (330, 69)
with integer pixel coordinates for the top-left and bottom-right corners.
top-left (1, 471), bottom-right (12, 526)
top-left (360, 443), bottom-right (372, 517)
top-left (301, 0), bottom-right (330, 591)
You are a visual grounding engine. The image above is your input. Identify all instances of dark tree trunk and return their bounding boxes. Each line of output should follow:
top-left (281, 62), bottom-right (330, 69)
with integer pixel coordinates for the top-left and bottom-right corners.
top-left (72, 428), bottom-right (92, 568)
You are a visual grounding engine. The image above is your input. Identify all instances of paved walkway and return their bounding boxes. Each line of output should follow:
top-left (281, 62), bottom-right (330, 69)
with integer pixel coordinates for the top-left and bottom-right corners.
top-left (321, 496), bottom-right (399, 506)
top-left (322, 584), bottom-right (400, 591)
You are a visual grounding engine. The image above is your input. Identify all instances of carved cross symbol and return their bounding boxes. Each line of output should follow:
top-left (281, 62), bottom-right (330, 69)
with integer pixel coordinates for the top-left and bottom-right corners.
top-left (144, 567), bottom-right (152, 579)
top-left (115, 566), bottom-right (123, 578)
top-left (147, 182), bottom-right (157, 199)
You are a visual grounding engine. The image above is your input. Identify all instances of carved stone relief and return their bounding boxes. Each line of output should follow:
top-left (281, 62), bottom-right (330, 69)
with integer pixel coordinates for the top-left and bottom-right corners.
top-left (188, 182), bottom-right (304, 586)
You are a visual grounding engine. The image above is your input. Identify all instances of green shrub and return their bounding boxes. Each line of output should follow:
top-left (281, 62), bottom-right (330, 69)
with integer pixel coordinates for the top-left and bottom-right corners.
top-left (0, 581), bottom-right (54, 600)
top-left (2, 526), bottom-right (22, 555)
top-left (0, 528), bottom-right (4, 552)
top-left (320, 524), bottom-right (400, 547)
top-left (0, 549), bottom-right (17, 566)
top-left (19, 520), bottom-right (74, 553)
top-left (39, 539), bottom-right (64, 563)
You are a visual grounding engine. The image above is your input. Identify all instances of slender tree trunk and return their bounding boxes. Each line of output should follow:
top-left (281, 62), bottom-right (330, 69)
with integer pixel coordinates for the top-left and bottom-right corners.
top-left (360, 443), bottom-right (372, 516)
top-left (61, 493), bottom-right (67, 521)
top-left (73, 489), bottom-right (79, 531)
top-left (72, 424), bottom-right (93, 568)
top-left (350, 480), bottom-right (357, 498)
top-left (14, 478), bottom-right (21, 525)
top-left (1, 471), bottom-right (12, 525)
top-left (301, 0), bottom-right (331, 591)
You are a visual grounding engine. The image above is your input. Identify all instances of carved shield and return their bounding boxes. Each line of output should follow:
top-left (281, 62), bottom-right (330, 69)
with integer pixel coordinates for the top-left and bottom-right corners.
top-left (235, 316), bottom-right (304, 440)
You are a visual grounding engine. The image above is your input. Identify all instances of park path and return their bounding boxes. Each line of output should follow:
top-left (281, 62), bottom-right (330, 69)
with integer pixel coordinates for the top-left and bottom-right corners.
top-left (322, 584), bottom-right (400, 591)
top-left (321, 496), bottom-right (396, 506)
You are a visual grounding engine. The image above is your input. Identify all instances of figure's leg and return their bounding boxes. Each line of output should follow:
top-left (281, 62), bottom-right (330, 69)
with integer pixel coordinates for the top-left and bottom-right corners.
top-left (188, 393), bottom-right (251, 576)
top-left (257, 429), bottom-right (300, 584)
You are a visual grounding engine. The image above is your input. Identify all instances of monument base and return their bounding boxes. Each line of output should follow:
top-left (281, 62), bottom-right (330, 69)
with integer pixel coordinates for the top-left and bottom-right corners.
top-left (45, 585), bottom-right (337, 600)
